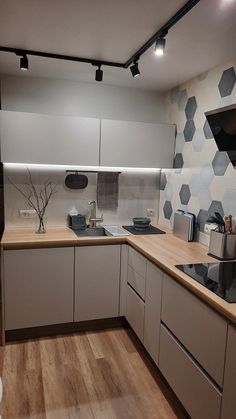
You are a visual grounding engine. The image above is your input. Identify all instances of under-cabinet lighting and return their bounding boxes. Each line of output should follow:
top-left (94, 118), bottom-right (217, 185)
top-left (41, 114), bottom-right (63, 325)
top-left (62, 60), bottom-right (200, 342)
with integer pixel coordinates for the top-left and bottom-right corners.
top-left (3, 162), bottom-right (161, 173)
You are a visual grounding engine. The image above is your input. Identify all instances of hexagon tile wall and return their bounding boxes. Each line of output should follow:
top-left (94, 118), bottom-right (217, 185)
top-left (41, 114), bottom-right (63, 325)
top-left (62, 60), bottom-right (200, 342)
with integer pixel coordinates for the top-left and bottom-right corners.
top-left (159, 59), bottom-right (236, 241)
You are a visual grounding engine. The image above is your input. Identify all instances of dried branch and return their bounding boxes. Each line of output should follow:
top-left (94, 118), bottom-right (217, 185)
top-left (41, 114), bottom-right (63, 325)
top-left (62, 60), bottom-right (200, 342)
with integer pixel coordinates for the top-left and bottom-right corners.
top-left (8, 170), bottom-right (57, 219)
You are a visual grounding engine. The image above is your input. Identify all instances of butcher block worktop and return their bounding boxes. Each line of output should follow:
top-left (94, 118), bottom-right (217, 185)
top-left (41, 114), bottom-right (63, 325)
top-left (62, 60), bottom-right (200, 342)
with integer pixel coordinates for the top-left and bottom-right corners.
top-left (2, 226), bottom-right (236, 325)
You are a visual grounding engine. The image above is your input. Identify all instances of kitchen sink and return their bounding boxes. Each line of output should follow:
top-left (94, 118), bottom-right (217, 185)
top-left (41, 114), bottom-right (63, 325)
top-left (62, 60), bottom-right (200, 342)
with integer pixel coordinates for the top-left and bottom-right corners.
top-left (73, 227), bottom-right (108, 237)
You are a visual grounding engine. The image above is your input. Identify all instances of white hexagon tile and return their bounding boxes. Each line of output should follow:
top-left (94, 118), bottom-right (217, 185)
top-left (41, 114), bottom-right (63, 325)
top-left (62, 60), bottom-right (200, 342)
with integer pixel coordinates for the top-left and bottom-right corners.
top-left (159, 60), bottom-right (236, 239)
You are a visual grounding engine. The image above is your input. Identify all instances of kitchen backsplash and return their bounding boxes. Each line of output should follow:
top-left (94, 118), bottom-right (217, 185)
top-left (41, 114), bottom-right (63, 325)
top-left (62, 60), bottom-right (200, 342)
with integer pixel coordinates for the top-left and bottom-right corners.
top-left (4, 167), bottom-right (160, 228)
top-left (159, 59), bottom-right (236, 241)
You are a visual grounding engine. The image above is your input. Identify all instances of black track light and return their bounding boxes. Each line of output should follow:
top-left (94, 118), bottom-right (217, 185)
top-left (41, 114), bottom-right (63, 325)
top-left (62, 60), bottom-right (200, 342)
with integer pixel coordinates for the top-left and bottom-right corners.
top-left (95, 64), bottom-right (103, 82)
top-left (155, 37), bottom-right (166, 56)
top-left (20, 54), bottom-right (29, 71)
top-left (130, 61), bottom-right (140, 78)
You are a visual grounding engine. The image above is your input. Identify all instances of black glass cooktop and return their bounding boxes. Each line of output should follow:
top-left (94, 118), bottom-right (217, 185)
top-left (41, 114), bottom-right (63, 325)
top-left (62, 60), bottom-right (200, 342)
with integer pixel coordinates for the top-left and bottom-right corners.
top-left (176, 262), bottom-right (236, 303)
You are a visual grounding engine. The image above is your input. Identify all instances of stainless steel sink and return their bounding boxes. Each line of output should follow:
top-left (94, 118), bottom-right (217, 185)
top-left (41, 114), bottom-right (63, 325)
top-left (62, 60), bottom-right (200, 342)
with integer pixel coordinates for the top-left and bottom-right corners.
top-left (73, 227), bottom-right (108, 237)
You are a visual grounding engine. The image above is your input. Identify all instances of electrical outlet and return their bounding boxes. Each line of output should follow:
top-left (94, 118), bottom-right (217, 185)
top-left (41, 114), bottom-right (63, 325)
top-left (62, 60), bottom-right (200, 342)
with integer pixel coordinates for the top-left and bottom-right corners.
top-left (19, 209), bottom-right (36, 219)
top-left (147, 208), bottom-right (155, 218)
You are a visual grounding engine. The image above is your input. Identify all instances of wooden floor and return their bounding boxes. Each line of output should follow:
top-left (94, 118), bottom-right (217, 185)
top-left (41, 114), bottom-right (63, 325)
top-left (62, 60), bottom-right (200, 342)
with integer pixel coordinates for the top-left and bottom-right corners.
top-left (0, 328), bottom-right (188, 419)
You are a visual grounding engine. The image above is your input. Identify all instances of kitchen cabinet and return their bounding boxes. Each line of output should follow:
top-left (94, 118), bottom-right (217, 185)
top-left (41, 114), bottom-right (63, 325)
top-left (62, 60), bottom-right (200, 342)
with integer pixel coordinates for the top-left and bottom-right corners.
top-left (4, 247), bottom-right (74, 330)
top-left (159, 325), bottom-right (221, 419)
top-left (100, 119), bottom-right (175, 168)
top-left (221, 325), bottom-right (236, 419)
top-left (143, 262), bottom-right (163, 365)
top-left (161, 274), bottom-right (227, 387)
top-left (0, 111), bottom-right (100, 165)
top-left (74, 245), bottom-right (121, 321)
top-left (126, 284), bottom-right (145, 342)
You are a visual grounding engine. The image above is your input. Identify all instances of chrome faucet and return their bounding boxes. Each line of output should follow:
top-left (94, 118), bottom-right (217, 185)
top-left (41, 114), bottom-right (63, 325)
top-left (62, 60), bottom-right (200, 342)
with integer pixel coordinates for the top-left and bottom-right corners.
top-left (89, 200), bottom-right (103, 228)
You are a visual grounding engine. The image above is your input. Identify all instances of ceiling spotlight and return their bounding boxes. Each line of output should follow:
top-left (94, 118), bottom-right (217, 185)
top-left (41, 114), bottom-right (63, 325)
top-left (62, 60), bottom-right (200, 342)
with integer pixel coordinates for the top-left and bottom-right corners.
top-left (155, 38), bottom-right (166, 56)
top-left (130, 61), bottom-right (140, 78)
top-left (20, 54), bottom-right (29, 71)
top-left (95, 64), bottom-right (103, 82)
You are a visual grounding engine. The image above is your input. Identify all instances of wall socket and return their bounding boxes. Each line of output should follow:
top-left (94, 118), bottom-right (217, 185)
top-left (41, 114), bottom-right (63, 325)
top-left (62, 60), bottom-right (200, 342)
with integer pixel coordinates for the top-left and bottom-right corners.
top-left (147, 208), bottom-right (155, 218)
top-left (19, 209), bottom-right (36, 219)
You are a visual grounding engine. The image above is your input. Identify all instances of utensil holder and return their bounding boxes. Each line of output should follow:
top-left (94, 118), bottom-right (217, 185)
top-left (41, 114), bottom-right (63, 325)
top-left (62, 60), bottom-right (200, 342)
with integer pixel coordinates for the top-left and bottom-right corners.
top-left (208, 230), bottom-right (236, 260)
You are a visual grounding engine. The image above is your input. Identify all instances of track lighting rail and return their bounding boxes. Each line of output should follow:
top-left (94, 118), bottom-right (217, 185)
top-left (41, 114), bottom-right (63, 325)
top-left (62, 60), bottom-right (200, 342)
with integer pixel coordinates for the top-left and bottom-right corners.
top-left (0, 0), bottom-right (200, 78)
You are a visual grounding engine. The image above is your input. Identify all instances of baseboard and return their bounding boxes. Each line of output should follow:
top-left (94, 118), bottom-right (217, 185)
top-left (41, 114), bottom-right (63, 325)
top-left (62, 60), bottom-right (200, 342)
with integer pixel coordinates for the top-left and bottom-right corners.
top-left (5, 316), bottom-right (125, 342)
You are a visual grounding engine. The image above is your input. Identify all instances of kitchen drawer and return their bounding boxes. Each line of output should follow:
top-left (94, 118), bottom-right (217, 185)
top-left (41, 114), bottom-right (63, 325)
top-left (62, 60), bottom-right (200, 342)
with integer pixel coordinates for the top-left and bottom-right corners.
top-left (161, 274), bottom-right (227, 387)
top-left (126, 284), bottom-right (145, 342)
top-left (127, 265), bottom-right (146, 300)
top-left (159, 325), bottom-right (221, 419)
top-left (143, 262), bottom-right (163, 365)
top-left (128, 247), bottom-right (147, 278)
top-left (221, 325), bottom-right (236, 419)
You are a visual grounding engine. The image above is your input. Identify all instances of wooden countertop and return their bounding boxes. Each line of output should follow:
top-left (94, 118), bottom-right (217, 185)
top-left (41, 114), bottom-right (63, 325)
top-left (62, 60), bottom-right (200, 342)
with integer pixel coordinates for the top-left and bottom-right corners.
top-left (2, 226), bottom-right (236, 325)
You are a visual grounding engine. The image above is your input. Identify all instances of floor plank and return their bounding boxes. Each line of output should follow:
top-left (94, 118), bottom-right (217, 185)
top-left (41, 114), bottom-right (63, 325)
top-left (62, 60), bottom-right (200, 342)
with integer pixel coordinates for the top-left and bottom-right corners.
top-left (0, 328), bottom-right (189, 419)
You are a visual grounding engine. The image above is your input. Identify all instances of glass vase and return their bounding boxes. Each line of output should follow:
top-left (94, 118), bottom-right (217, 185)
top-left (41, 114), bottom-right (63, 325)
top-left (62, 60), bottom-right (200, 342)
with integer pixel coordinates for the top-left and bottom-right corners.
top-left (35, 215), bottom-right (47, 234)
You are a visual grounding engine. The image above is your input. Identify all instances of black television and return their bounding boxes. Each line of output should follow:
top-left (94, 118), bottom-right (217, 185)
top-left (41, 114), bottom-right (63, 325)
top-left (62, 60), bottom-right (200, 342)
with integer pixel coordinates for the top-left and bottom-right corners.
top-left (205, 104), bottom-right (236, 166)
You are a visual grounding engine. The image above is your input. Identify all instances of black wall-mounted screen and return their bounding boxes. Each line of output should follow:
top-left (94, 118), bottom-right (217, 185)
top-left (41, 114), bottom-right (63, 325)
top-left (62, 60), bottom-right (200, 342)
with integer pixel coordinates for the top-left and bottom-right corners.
top-left (206, 104), bottom-right (236, 166)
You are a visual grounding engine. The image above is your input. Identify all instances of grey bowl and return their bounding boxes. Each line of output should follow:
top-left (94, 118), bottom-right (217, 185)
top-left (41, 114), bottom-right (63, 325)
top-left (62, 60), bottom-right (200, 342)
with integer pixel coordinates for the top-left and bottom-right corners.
top-left (132, 217), bottom-right (151, 230)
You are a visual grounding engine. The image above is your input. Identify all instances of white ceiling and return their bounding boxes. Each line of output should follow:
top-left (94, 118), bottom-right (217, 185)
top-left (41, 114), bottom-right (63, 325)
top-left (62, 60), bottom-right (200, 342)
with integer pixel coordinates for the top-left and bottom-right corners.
top-left (0, 0), bottom-right (236, 91)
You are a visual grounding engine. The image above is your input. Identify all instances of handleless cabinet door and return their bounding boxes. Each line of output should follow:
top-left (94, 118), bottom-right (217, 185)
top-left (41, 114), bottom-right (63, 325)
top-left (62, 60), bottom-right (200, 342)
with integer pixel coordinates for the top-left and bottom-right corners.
top-left (126, 284), bottom-right (145, 342)
top-left (159, 325), bottom-right (221, 419)
top-left (161, 274), bottom-right (227, 387)
top-left (4, 247), bottom-right (74, 330)
top-left (221, 325), bottom-right (236, 419)
top-left (143, 262), bottom-right (163, 365)
top-left (74, 245), bottom-right (120, 321)
top-left (100, 119), bottom-right (175, 168)
top-left (0, 111), bottom-right (100, 165)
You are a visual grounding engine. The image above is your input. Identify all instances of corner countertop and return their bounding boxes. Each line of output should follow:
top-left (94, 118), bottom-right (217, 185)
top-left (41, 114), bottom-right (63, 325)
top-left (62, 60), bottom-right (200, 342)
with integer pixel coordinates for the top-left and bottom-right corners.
top-left (2, 226), bottom-right (236, 325)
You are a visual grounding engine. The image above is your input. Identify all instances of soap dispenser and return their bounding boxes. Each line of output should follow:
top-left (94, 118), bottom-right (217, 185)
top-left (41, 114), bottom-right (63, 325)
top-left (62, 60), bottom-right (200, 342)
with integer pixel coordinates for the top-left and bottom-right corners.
top-left (68, 206), bottom-right (78, 227)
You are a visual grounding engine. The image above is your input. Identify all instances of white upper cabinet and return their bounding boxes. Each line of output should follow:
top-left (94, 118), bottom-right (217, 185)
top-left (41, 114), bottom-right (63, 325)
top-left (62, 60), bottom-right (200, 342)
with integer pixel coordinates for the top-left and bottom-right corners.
top-left (100, 119), bottom-right (175, 168)
top-left (0, 111), bottom-right (100, 165)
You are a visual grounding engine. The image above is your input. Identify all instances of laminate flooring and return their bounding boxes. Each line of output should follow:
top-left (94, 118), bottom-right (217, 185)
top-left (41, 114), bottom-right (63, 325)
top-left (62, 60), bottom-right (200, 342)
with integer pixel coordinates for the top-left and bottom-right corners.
top-left (0, 328), bottom-right (188, 419)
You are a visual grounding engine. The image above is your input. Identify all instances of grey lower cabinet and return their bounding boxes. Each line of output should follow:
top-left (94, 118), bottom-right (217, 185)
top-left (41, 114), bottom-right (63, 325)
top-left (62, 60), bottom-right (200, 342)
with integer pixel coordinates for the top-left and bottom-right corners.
top-left (126, 284), bottom-right (145, 341)
top-left (4, 247), bottom-right (74, 330)
top-left (221, 325), bottom-right (236, 419)
top-left (143, 262), bottom-right (163, 365)
top-left (126, 247), bottom-right (163, 366)
top-left (161, 274), bottom-right (227, 387)
top-left (159, 325), bottom-right (221, 419)
top-left (74, 245), bottom-right (121, 321)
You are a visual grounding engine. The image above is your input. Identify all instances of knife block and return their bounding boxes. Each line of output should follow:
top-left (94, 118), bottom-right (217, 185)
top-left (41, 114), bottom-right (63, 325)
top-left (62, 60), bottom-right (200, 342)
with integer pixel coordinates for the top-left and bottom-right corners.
top-left (208, 230), bottom-right (236, 260)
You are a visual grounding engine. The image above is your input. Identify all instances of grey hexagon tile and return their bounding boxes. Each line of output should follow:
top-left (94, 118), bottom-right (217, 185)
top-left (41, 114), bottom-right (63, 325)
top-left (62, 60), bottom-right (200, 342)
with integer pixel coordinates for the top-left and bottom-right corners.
top-left (199, 187), bottom-right (212, 210)
top-left (175, 133), bottom-right (185, 153)
top-left (179, 184), bottom-right (191, 205)
top-left (197, 209), bottom-right (209, 232)
top-left (192, 128), bottom-right (205, 152)
top-left (165, 183), bottom-right (173, 201)
top-left (203, 119), bottom-right (213, 139)
top-left (222, 190), bottom-right (236, 216)
top-left (218, 67), bottom-right (236, 97)
top-left (189, 173), bottom-right (201, 196)
top-left (212, 151), bottom-right (231, 176)
top-left (218, 96), bottom-right (233, 109)
top-left (160, 172), bottom-right (167, 190)
top-left (208, 200), bottom-right (224, 218)
top-left (170, 87), bottom-right (180, 104)
top-left (185, 96), bottom-right (197, 120)
top-left (183, 119), bottom-right (196, 142)
top-left (177, 89), bottom-right (188, 111)
top-left (199, 164), bottom-right (215, 186)
top-left (163, 200), bottom-right (173, 219)
top-left (173, 153), bottom-right (184, 169)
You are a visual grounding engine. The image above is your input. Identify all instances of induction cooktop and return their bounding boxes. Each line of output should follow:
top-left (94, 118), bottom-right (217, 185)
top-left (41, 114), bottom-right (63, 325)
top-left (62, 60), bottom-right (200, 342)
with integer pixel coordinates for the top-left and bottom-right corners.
top-left (176, 262), bottom-right (236, 303)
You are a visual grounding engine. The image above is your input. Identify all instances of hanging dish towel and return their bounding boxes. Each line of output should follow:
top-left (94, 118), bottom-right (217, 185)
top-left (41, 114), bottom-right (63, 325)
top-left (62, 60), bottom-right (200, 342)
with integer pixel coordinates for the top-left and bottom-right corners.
top-left (97, 172), bottom-right (119, 209)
